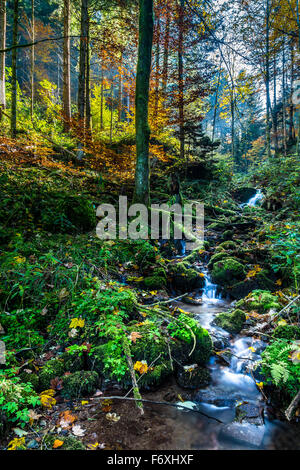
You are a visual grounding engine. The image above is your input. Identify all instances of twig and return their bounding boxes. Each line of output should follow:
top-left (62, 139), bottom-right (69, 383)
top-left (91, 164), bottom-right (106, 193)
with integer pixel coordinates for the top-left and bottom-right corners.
top-left (91, 396), bottom-right (224, 423)
top-left (285, 390), bottom-right (300, 421)
top-left (141, 292), bottom-right (189, 307)
top-left (122, 338), bottom-right (144, 415)
top-left (267, 295), bottom-right (300, 325)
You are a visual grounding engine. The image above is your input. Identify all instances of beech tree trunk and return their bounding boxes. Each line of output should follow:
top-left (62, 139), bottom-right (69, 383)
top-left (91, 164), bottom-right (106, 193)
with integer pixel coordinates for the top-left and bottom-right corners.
top-left (78, 0), bottom-right (88, 123)
top-left (265, 0), bottom-right (272, 158)
top-left (30, 0), bottom-right (34, 120)
top-left (134, 0), bottom-right (154, 206)
top-left (178, 0), bottom-right (185, 161)
top-left (11, 0), bottom-right (19, 137)
top-left (63, 0), bottom-right (71, 131)
top-left (0, 0), bottom-right (6, 118)
top-left (162, 6), bottom-right (170, 95)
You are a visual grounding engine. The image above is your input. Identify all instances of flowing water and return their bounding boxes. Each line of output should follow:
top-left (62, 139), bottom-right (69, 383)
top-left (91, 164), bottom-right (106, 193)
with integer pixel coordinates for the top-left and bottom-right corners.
top-left (157, 191), bottom-right (300, 449)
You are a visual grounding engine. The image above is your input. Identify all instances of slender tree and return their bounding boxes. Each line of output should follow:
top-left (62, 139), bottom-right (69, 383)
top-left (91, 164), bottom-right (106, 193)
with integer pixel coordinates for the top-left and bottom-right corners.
top-left (30, 0), bottom-right (34, 121)
top-left (11, 0), bottom-right (19, 137)
top-left (0, 0), bottom-right (6, 119)
top-left (134, 0), bottom-right (154, 205)
top-left (63, 0), bottom-right (71, 131)
top-left (178, 0), bottom-right (185, 160)
top-left (78, 0), bottom-right (88, 123)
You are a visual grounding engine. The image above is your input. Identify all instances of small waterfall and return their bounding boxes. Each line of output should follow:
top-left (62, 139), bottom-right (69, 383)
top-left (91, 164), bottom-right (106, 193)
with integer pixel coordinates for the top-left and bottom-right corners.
top-left (202, 270), bottom-right (223, 302)
top-left (240, 189), bottom-right (263, 208)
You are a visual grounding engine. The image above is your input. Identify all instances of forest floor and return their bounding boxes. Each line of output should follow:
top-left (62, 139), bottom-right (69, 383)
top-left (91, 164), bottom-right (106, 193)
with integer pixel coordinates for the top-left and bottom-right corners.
top-left (0, 149), bottom-right (299, 451)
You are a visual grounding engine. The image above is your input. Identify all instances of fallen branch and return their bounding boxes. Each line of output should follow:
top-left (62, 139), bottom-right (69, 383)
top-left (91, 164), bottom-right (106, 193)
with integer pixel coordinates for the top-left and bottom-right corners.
top-left (122, 337), bottom-right (144, 415)
top-left (267, 295), bottom-right (300, 325)
top-left (142, 292), bottom-right (189, 307)
top-left (285, 390), bottom-right (300, 421)
top-left (90, 396), bottom-right (224, 423)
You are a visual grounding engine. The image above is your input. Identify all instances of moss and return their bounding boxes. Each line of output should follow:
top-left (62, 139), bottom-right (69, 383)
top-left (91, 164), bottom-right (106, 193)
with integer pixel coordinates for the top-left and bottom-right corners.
top-left (176, 366), bottom-right (211, 390)
top-left (221, 230), bottom-right (234, 241)
top-left (168, 262), bottom-right (205, 292)
top-left (144, 276), bottom-right (167, 290)
top-left (18, 372), bottom-right (39, 391)
top-left (62, 371), bottom-right (99, 398)
top-left (211, 258), bottom-right (246, 286)
top-left (273, 325), bottom-right (300, 340)
top-left (207, 251), bottom-right (230, 269)
top-left (60, 352), bottom-right (85, 373)
top-left (214, 309), bottom-right (246, 334)
top-left (168, 315), bottom-right (213, 365)
top-left (216, 241), bottom-right (236, 251)
top-left (39, 359), bottom-right (65, 390)
top-left (236, 290), bottom-right (280, 313)
top-left (43, 434), bottom-right (85, 450)
top-left (229, 274), bottom-right (276, 300)
top-left (207, 221), bottom-right (228, 231)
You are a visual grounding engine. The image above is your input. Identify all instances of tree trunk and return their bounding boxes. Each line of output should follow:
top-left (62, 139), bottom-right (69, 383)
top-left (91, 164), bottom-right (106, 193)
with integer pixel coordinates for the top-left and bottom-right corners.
top-left (178, 0), bottom-right (184, 161)
top-left (282, 42), bottom-right (287, 156)
top-left (11, 0), bottom-right (19, 137)
top-left (30, 0), bottom-right (34, 121)
top-left (63, 0), bottom-right (71, 131)
top-left (109, 80), bottom-right (113, 143)
top-left (134, 0), bottom-right (154, 206)
top-left (265, 0), bottom-right (272, 158)
top-left (154, 16), bottom-right (160, 130)
top-left (118, 52), bottom-right (123, 122)
top-left (231, 89), bottom-right (236, 164)
top-left (212, 64), bottom-right (221, 142)
top-left (273, 59), bottom-right (279, 155)
top-left (289, 41), bottom-right (295, 144)
top-left (85, 20), bottom-right (91, 131)
top-left (78, 0), bottom-right (88, 123)
top-left (0, 0), bottom-right (6, 119)
top-left (100, 66), bottom-right (104, 130)
top-left (162, 6), bottom-right (170, 95)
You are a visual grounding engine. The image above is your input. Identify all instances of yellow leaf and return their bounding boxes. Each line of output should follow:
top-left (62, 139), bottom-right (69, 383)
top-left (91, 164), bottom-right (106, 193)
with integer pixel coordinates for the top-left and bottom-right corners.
top-left (7, 437), bottom-right (26, 450)
top-left (53, 439), bottom-right (64, 449)
top-left (133, 360), bottom-right (148, 375)
top-left (81, 401), bottom-right (89, 405)
top-left (69, 318), bottom-right (85, 329)
top-left (248, 347), bottom-right (255, 352)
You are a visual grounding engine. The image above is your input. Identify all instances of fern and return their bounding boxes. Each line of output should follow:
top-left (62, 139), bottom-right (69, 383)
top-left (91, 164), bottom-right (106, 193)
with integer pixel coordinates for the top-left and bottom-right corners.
top-left (269, 361), bottom-right (290, 385)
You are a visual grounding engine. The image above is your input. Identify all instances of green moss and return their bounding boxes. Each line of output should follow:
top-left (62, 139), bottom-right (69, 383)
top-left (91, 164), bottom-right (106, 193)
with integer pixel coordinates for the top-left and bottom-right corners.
top-left (143, 267), bottom-right (167, 290)
top-left (214, 309), bottom-right (246, 334)
top-left (236, 290), bottom-right (280, 313)
top-left (273, 325), bottom-right (300, 340)
top-left (168, 262), bottom-right (205, 292)
top-left (18, 372), bottom-right (39, 391)
top-left (39, 359), bottom-right (65, 390)
top-left (208, 251), bottom-right (230, 268)
top-left (62, 371), bottom-right (99, 398)
top-left (60, 352), bottom-right (85, 373)
top-left (168, 314), bottom-right (213, 365)
top-left (211, 258), bottom-right (246, 286)
top-left (221, 230), bottom-right (234, 241)
top-left (216, 241), bottom-right (236, 251)
top-left (176, 366), bottom-right (211, 389)
top-left (43, 434), bottom-right (85, 450)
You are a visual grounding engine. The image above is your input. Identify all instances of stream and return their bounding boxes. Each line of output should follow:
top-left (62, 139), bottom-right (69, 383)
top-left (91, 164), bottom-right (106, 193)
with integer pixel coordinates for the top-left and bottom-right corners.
top-left (154, 190), bottom-right (299, 450)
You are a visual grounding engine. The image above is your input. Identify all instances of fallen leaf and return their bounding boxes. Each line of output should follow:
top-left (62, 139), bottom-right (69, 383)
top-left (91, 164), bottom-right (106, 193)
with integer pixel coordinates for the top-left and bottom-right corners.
top-left (53, 439), bottom-right (64, 449)
top-left (72, 424), bottom-right (86, 437)
top-left (129, 331), bottom-right (142, 344)
top-left (106, 413), bottom-right (120, 423)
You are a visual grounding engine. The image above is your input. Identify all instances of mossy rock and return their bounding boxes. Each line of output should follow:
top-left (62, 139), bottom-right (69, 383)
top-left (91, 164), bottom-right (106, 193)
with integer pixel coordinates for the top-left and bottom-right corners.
top-left (207, 221), bottom-right (229, 231)
top-left (229, 274), bottom-right (276, 300)
top-left (18, 372), bottom-right (39, 391)
top-left (143, 267), bottom-right (167, 290)
top-left (273, 324), bottom-right (300, 340)
top-left (221, 230), bottom-right (234, 241)
top-left (208, 251), bottom-right (230, 269)
top-left (168, 315), bottom-right (213, 365)
top-left (43, 434), bottom-right (85, 450)
top-left (176, 365), bottom-right (211, 390)
top-left (60, 352), bottom-right (85, 373)
top-left (216, 241), bottom-right (236, 251)
top-left (168, 262), bottom-right (205, 292)
top-left (62, 371), bottom-right (99, 398)
top-left (214, 309), bottom-right (246, 334)
top-left (39, 359), bottom-right (65, 390)
top-left (211, 258), bottom-right (246, 286)
top-left (236, 290), bottom-right (280, 313)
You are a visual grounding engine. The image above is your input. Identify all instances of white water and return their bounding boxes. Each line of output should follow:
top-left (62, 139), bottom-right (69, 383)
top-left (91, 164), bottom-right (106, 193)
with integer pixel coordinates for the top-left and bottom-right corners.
top-left (240, 189), bottom-right (264, 208)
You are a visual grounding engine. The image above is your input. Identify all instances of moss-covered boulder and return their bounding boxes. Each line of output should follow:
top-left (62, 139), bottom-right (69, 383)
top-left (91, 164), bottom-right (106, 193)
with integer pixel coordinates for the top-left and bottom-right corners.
top-left (39, 358), bottom-right (65, 390)
top-left (273, 324), bottom-right (300, 340)
top-left (62, 371), bottom-right (99, 398)
top-left (221, 230), bottom-right (235, 241)
top-left (236, 290), bottom-right (280, 313)
top-left (229, 273), bottom-right (276, 300)
top-left (168, 262), bottom-right (205, 292)
top-left (214, 309), bottom-right (246, 334)
top-left (43, 434), bottom-right (85, 450)
top-left (208, 251), bottom-right (230, 269)
top-left (143, 267), bottom-right (167, 290)
top-left (176, 365), bottom-right (211, 389)
top-left (168, 314), bottom-right (213, 365)
top-left (216, 241), bottom-right (237, 251)
top-left (211, 258), bottom-right (246, 286)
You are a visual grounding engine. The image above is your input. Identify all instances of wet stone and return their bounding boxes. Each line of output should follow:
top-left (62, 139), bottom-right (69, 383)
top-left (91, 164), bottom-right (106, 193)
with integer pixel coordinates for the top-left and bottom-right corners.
top-left (235, 403), bottom-right (264, 426)
top-left (219, 422), bottom-right (265, 448)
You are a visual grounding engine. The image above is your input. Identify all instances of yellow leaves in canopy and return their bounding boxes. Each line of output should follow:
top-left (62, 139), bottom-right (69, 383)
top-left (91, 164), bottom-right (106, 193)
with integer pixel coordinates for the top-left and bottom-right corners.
top-left (69, 318), bottom-right (85, 329)
top-left (134, 361), bottom-right (148, 375)
top-left (7, 437), bottom-right (26, 450)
